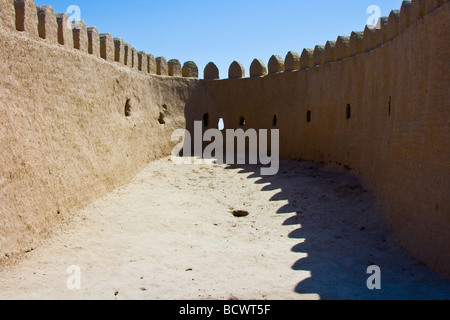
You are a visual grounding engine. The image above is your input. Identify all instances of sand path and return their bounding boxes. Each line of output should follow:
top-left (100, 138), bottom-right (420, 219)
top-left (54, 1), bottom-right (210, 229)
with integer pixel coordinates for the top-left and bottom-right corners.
top-left (0, 157), bottom-right (448, 300)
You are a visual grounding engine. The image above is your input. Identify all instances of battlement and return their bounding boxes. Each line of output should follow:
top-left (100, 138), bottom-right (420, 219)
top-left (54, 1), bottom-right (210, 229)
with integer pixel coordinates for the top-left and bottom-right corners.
top-left (0, 0), bottom-right (447, 81)
top-left (201, 0), bottom-right (447, 80)
top-left (4, 0), bottom-right (442, 82)
top-left (1, 0), bottom-right (199, 78)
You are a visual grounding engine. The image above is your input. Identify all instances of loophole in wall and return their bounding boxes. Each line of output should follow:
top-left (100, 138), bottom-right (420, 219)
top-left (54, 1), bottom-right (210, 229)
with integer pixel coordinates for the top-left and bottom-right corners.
top-left (218, 118), bottom-right (225, 131)
top-left (203, 113), bottom-right (209, 128)
top-left (158, 112), bottom-right (166, 125)
top-left (124, 99), bottom-right (132, 117)
top-left (306, 111), bottom-right (311, 123)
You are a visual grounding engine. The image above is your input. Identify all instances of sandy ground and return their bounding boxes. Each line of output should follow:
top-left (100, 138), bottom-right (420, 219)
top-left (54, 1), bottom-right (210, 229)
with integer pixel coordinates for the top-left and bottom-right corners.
top-left (0, 157), bottom-right (449, 300)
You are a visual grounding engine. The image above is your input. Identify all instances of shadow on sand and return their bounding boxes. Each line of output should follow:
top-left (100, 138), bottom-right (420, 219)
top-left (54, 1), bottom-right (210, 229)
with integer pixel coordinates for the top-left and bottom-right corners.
top-left (223, 158), bottom-right (450, 300)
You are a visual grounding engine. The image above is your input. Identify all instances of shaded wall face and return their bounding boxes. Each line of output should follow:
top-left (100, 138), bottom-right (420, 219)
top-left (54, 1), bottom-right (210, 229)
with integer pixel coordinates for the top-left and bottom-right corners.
top-left (189, 3), bottom-right (450, 277)
top-left (0, 25), bottom-right (197, 262)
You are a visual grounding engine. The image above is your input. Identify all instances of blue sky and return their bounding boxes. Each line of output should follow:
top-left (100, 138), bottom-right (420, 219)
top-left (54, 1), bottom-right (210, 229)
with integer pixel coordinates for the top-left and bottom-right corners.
top-left (35, 0), bottom-right (404, 78)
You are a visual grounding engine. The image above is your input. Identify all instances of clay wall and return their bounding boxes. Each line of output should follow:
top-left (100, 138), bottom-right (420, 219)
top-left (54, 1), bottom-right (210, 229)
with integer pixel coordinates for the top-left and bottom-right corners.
top-left (0, 0), bottom-right (199, 263)
top-left (191, 0), bottom-right (450, 277)
top-left (0, 0), bottom-right (448, 278)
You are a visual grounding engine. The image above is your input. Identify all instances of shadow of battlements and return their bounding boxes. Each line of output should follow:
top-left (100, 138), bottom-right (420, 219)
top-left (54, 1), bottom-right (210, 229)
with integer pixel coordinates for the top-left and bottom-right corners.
top-left (221, 157), bottom-right (450, 300)
top-left (181, 90), bottom-right (449, 299)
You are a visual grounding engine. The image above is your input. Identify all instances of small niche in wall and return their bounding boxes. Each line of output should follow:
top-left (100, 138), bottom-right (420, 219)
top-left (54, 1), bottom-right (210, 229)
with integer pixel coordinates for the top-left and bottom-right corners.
top-left (388, 96), bottom-right (392, 117)
top-left (239, 116), bottom-right (246, 127)
top-left (218, 118), bottom-right (225, 131)
top-left (203, 113), bottom-right (209, 128)
top-left (346, 104), bottom-right (351, 120)
top-left (158, 112), bottom-right (166, 125)
top-left (273, 115), bottom-right (278, 127)
top-left (124, 99), bottom-right (132, 117)
top-left (306, 111), bottom-right (311, 123)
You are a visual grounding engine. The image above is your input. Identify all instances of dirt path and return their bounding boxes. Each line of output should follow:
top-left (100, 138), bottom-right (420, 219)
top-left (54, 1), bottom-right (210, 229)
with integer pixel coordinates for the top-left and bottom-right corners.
top-left (0, 157), bottom-right (448, 300)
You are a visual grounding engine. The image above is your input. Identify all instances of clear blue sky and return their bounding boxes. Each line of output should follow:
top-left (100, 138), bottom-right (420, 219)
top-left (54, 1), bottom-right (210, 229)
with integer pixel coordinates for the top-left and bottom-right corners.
top-left (35, 0), bottom-right (404, 78)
